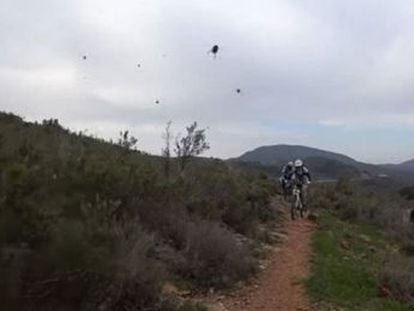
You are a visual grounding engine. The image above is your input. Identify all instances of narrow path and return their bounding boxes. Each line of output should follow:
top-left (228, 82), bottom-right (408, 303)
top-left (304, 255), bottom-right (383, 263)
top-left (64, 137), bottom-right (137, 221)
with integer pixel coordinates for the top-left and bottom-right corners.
top-left (220, 218), bottom-right (317, 311)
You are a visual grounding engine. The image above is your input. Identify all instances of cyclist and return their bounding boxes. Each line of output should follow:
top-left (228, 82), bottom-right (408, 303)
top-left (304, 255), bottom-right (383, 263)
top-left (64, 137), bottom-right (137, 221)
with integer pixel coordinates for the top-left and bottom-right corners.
top-left (291, 159), bottom-right (311, 208)
top-left (280, 161), bottom-right (295, 198)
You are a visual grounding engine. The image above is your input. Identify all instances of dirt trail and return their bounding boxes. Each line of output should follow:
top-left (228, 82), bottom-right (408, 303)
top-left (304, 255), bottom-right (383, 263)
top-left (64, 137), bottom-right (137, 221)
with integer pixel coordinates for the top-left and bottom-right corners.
top-left (215, 218), bottom-right (317, 311)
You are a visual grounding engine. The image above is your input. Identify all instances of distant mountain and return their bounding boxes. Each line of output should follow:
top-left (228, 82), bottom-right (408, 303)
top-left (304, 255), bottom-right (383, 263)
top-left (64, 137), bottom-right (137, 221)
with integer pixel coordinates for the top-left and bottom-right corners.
top-left (232, 144), bottom-right (392, 181)
top-left (399, 158), bottom-right (414, 169)
top-left (379, 158), bottom-right (414, 173)
top-left (237, 145), bottom-right (359, 167)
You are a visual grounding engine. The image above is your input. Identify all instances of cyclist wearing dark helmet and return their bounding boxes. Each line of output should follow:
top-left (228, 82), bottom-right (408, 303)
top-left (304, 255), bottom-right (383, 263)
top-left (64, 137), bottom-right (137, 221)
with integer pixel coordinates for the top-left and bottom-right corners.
top-left (280, 161), bottom-right (295, 198)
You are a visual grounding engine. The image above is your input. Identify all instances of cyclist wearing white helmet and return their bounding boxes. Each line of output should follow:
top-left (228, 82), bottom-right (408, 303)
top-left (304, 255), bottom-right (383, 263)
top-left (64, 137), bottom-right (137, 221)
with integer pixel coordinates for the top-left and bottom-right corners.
top-left (292, 159), bottom-right (311, 184)
top-left (291, 159), bottom-right (311, 206)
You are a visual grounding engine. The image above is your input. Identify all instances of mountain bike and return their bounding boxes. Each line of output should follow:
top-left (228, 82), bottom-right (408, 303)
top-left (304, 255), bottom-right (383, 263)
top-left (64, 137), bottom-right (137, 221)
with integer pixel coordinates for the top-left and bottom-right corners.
top-left (280, 178), bottom-right (291, 201)
top-left (291, 184), bottom-right (305, 220)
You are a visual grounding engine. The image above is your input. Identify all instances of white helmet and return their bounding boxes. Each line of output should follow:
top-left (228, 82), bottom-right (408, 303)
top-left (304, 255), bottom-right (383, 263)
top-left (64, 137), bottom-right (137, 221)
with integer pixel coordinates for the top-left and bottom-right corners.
top-left (288, 161), bottom-right (294, 167)
top-left (294, 159), bottom-right (303, 167)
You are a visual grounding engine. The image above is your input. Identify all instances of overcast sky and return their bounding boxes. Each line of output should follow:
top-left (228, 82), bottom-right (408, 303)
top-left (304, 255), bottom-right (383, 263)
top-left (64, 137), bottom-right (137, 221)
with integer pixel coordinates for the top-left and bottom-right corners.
top-left (1, 0), bottom-right (414, 163)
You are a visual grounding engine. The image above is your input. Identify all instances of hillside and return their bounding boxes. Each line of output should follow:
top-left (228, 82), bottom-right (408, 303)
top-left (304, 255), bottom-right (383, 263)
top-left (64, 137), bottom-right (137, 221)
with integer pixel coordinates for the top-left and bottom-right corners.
top-left (383, 158), bottom-right (414, 171)
top-left (401, 158), bottom-right (414, 169)
top-left (233, 144), bottom-right (376, 180)
top-left (0, 112), bottom-right (279, 311)
top-left (233, 144), bottom-right (414, 182)
top-left (237, 145), bottom-right (358, 167)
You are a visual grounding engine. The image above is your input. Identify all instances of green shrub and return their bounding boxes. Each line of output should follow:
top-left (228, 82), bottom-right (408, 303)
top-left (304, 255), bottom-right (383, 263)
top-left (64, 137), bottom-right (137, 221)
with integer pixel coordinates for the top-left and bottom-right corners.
top-left (399, 186), bottom-right (414, 201)
top-left (46, 220), bottom-right (92, 271)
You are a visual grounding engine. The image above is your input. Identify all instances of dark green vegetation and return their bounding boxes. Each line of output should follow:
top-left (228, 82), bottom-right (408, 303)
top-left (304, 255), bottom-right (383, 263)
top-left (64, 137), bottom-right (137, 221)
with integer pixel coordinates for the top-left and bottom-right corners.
top-left (307, 180), bottom-right (414, 310)
top-left (0, 112), bottom-right (278, 311)
top-left (400, 186), bottom-right (414, 201)
top-left (233, 144), bottom-right (414, 182)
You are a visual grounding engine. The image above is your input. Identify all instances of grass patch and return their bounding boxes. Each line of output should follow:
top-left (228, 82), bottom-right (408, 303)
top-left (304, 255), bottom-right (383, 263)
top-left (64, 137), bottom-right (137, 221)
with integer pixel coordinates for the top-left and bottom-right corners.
top-left (307, 211), bottom-right (414, 310)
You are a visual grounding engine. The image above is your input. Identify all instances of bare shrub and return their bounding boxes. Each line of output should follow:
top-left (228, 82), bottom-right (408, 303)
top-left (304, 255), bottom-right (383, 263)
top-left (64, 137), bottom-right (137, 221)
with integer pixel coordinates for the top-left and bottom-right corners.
top-left (381, 254), bottom-right (414, 304)
top-left (181, 220), bottom-right (256, 288)
top-left (397, 227), bottom-right (414, 256)
top-left (92, 226), bottom-right (166, 311)
top-left (22, 221), bottom-right (166, 311)
top-left (159, 299), bottom-right (208, 311)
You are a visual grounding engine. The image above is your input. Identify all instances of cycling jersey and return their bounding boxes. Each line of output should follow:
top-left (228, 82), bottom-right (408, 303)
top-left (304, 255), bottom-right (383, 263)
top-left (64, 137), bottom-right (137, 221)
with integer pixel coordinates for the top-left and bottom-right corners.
top-left (292, 166), bottom-right (311, 185)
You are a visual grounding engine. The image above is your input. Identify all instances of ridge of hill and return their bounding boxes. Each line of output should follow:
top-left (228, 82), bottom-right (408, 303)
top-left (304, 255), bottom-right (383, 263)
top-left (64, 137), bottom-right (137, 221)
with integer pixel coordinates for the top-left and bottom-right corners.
top-left (237, 144), bottom-right (358, 167)
top-left (232, 144), bottom-right (413, 182)
top-left (400, 158), bottom-right (414, 168)
top-left (382, 158), bottom-right (414, 171)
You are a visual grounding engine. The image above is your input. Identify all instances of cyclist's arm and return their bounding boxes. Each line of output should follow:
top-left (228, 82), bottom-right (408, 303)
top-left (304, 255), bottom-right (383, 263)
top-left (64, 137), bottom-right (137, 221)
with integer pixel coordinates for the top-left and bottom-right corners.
top-left (304, 167), bottom-right (312, 182)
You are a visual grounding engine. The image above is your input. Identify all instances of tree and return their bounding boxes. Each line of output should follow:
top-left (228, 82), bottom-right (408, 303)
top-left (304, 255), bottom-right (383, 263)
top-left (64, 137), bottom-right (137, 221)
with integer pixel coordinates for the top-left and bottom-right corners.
top-left (174, 122), bottom-right (209, 171)
top-left (161, 121), bottom-right (172, 178)
top-left (118, 130), bottom-right (138, 150)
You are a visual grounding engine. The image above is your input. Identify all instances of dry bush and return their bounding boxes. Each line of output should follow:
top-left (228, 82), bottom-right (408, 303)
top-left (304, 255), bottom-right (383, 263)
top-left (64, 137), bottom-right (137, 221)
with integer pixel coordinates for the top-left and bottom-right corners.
top-left (159, 299), bottom-right (207, 311)
top-left (180, 220), bottom-right (256, 288)
top-left (24, 222), bottom-right (165, 311)
top-left (139, 204), bottom-right (258, 288)
top-left (381, 254), bottom-right (414, 304)
top-left (399, 186), bottom-right (414, 201)
top-left (310, 180), bottom-right (408, 228)
top-left (88, 226), bottom-right (166, 311)
top-left (136, 204), bottom-right (258, 289)
top-left (396, 227), bottom-right (414, 256)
